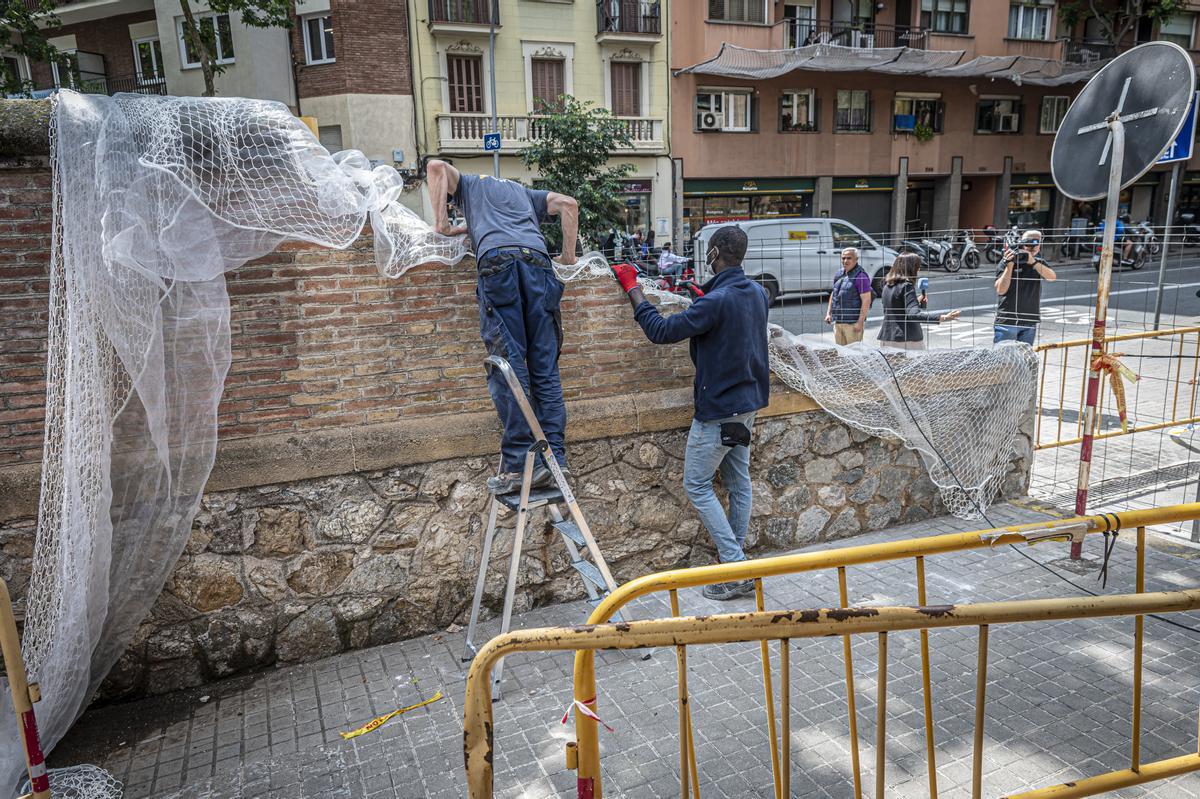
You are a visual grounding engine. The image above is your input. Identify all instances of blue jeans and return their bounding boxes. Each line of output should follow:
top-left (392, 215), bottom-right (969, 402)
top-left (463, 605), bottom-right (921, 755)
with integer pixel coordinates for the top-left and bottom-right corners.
top-left (683, 412), bottom-right (756, 564)
top-left (993, 324), bottom-right (1037, 345)
top-left (477, 248), bottom-right (567, 472)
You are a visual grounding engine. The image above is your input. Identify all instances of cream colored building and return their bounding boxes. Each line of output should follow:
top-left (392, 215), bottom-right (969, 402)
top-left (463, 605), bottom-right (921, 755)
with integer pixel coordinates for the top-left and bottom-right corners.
top-left (407, 0), bottom-right (674, 244)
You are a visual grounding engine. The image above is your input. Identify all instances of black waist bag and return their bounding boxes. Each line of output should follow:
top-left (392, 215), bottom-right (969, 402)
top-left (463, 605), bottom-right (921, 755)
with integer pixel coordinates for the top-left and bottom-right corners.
top-left (720, 421), bottom-right (752, 449)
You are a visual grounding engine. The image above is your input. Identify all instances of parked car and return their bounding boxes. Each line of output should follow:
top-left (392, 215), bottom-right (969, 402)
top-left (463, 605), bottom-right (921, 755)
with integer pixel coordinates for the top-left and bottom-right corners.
top-left (692, 218), bottom-right (900, 305)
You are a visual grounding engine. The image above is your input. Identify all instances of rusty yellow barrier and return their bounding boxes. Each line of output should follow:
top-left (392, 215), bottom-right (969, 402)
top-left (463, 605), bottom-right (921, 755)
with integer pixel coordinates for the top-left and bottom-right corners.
top-left (461, 501), bottom-right (1200, 798)
top-left (1033, 325), bottom-right (1200, 450)
top-left (463, 585), bottom-right (1200, 798)
top-left (0, 579), bottom-right (50, 799)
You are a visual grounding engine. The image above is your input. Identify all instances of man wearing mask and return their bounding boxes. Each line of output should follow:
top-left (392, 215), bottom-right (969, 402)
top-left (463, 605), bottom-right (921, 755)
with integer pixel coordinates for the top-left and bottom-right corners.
top-left (426, 159), bottom-right (579, 494)
top-left (611, 226), bottom-right (770, 600)
top-left (824, 247), bottom-right (872, 345)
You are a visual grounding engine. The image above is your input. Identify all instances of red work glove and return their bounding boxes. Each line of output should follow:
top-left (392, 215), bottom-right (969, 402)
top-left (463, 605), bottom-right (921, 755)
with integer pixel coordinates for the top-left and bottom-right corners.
top-left (611, 262), bottom-right (640, 293)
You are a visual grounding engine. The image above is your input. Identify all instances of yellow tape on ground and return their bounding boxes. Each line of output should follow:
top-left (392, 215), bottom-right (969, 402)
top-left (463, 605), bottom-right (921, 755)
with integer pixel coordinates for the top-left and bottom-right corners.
top-left (340, 691), bottom-right (444, 740)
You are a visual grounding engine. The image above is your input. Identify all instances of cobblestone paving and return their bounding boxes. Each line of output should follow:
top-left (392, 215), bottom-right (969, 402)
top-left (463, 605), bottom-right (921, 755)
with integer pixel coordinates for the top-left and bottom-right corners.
top-left (53, 503), bottom-right (1200, 798)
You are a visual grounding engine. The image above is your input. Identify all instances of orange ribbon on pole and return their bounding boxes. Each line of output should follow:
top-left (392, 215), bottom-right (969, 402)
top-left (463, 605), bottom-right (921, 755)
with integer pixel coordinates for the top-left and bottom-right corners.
top-left (1091, 352), bottom-right (1140, 432)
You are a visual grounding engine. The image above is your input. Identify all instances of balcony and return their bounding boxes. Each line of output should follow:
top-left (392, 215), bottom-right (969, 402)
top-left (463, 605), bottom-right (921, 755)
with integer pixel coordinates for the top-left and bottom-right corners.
top-left (596, 1), bottom-right (662, 43)
top-left (782, 19), bottom-right (927, 50)
top-left (1061, 38), bottom-right (1117, 64)
top-left (436, 113), bottom-right (664, 154)
top-left (428, 0), bottom-right (498, 35)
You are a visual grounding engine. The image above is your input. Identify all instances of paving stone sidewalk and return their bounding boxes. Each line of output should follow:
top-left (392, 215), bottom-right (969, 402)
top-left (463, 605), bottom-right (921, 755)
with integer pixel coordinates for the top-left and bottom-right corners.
top-left (52, 502), bottom-right (1200, 798)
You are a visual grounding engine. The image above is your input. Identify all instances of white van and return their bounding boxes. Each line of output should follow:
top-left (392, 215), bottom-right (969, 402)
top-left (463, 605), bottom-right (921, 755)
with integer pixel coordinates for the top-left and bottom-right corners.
top-left (693, 218), bottom-right (899, 305)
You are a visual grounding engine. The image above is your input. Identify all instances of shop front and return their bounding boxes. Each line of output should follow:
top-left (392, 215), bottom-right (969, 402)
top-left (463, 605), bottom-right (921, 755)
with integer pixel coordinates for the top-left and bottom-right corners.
top-left (1176, 171), bottom-right (1200, 222)
top-left (619, 179), bottom-right (653, 237)
top-left (1008, 174), bottom-right (1056, 229)
top-left (682, 177), bottom-right (815, 242)
top-left (831, 176), bottom-right (894, 236)
top-left (1066, 171), bottom-right (1162, 226)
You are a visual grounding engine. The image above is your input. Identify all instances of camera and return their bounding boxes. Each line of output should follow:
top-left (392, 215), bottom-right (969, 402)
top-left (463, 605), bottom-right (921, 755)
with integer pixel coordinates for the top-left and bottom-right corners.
top-left (1013, 250), bottom-right (1032, 268)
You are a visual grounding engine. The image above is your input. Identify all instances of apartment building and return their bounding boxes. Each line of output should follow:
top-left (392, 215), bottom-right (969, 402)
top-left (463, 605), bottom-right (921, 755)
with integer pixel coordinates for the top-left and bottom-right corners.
top-left (14, 0), bottom-right (416, 171)
top-left (407, 0), bottom-right (673, 240)
top-left (672, 0), bottom-right (1200, 240)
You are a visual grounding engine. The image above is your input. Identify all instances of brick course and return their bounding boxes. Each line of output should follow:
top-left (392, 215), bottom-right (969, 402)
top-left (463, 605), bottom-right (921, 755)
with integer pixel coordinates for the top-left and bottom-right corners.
top-left (0, 166), bottom-right (692, 467)
top-left (290, 0), bottom-right (413, 100)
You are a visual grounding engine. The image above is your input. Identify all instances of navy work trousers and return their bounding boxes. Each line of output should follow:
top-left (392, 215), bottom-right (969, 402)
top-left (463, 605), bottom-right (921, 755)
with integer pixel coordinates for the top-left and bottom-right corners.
top-left (476, 247), bottom-right (568, 473)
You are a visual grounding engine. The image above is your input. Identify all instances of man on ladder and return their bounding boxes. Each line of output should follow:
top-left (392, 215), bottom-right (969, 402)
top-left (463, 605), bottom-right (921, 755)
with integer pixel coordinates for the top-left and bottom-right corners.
top-left (425, 159), bottom-right (579, 494)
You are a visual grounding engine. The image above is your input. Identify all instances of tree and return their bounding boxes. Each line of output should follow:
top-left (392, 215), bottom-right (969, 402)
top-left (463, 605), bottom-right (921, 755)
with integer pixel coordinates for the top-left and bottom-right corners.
top-left (1058, 0), bottom-right (1183, 48)
top-left (518, 96), bottom-right (635, 252)
top-left (178, 0), bottom-right (292, 97)
top-left (0, 0), bottom-right (64, 97)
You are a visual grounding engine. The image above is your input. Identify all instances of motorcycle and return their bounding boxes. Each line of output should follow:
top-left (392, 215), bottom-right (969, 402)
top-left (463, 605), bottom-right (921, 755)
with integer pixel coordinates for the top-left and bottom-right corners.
top-left (652, 258), bottom-right (704, 299)
top-left (1135, 219), bottom-right (1161, 256)
top-left (921, 233), bottom-right (960, 272)
top-left (1090, 226), bottom-right (1149, 271)
top-left (955, 230), bottom-right (981, 270)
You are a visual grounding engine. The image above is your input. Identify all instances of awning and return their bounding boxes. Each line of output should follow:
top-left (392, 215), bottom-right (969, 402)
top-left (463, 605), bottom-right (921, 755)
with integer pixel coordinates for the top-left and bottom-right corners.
top-left (674, 43), bottom-right (1104, 87)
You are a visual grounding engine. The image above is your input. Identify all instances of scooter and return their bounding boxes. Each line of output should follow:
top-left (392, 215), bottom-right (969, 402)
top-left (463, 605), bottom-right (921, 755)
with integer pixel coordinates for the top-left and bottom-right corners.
top-left (921, 233), bottom-right (960, 272)
top-left (982, 225), bottom-right (1004, 263)
top-left (1090, 231), bottom-right (1148, 271)
top-left (1135, 219), bottom-right (1160, 256)
top-left (955, 230), bottom-right (981, 270)
top-left (652, 259), bottom-right (704, 299)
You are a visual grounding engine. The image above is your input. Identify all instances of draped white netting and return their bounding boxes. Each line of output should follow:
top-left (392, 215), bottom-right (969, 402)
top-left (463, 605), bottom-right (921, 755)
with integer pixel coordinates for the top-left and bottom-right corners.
top-left (9, 90), bottom-right (1035, 794)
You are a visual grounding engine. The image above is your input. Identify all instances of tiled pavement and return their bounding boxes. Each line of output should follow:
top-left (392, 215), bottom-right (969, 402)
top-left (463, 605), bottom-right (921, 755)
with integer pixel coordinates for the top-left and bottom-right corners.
top-left (53, 502), bottom-right (1200, 798)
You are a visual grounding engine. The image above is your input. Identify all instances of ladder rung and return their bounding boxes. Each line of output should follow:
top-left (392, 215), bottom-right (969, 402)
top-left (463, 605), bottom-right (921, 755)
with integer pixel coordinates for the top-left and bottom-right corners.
top-left (570, 559), bottom-right (608, 589)
top-left (553, 519), bottom-right (586, 547)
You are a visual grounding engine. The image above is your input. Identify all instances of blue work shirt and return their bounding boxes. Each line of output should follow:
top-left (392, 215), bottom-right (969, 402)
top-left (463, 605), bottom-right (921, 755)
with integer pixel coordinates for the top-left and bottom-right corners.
top-left (454, 174), bottom-right (552, 259)
top-left (1097, 219), bottom-right (1126, 239)
top-left (633, 267), bottom-right (770, 421)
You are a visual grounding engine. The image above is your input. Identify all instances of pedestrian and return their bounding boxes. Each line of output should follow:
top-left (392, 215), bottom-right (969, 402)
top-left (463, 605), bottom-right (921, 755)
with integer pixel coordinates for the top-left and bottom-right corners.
top-left (611, 226), bottom-right (770, 601)
top-left (877, 253), bottom-right (960, 350)
top-left (824, 246), bottom-right (873, 345)
top-left (994, 229), bottom-right (1056, 345)
top-left (657, 242), bottom-right (689, 277)
top-left (425, 159), bottom-right (579, 494)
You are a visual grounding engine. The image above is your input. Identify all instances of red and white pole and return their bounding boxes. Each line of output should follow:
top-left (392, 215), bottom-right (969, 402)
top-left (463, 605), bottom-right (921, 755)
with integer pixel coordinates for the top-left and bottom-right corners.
top-left (1073, 112), bottom-right (1125, 559)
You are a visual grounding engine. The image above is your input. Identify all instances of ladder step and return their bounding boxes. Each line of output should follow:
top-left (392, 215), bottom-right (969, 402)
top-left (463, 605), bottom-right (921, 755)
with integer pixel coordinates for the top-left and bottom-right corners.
top-left (553, 519), bottom-right (586, 547)
top-left (570, 559), bottom-right (608, 590)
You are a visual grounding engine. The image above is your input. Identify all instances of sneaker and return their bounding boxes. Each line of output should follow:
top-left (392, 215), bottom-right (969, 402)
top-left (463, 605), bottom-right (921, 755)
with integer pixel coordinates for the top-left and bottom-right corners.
top-left (702, 579), bottom-right (756, 601)
top-left (486, 472), bottom-right (523, 494)
top-left (531, 464), bottom-right (571, 489)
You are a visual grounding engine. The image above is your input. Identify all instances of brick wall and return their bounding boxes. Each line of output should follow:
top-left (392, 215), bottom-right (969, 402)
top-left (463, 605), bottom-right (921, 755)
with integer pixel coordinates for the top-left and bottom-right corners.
top-left (0, 165), bottom-right (693, 468)
top-left (29, 11), bottom-right (158, 90)
top-left (290, 0), bottom-right (412, 100)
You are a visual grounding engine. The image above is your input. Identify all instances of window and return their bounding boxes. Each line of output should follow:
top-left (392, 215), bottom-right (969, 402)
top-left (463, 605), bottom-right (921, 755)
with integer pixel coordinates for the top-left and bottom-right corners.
top-left (1, 54), bottom-right (25, 90)
top-left (695, 89), bottom-right (753, 131)
top-left (830, 222), bottom-right (865, 249)
top-left (920, 0), bottom-right (968, 34)
top-left (780, 89), bottom-right (817, 131)
top-left (707, 0), bottom-right (766, 24)
top-left (835, 89), bottom-right (871, 132)
top-left (783, 2), bottom-right (814, 47)
top-left (976, 97), bottom-right (1021, 133)
top-left (303, 14), bottom-right (334, 65)
top-left (893, 93), bottom-right (944, 133)
top-left (318, 124), bottom-right (343, 152)
top-left (1160, 14), bottom-right (1195, 49)
top-left (133, 37), bottom-right (164, 83)
top-left (532, 58), bottom-right (564, 111)
top-left (447, 54), bottom-right (483, 113)
top-left (178, 12), bottom-right (234, 67)
top-left (610, 61), bottom-right (641, 116)
top-left (1007, 2), bottom-right (1053, 40)
top-left (1039, 96), bottom-right (1069, 134)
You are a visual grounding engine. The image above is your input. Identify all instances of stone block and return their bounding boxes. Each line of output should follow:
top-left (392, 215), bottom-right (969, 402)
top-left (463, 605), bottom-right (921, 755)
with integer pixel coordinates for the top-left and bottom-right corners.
top-left (170, 555), bottom-right (245, 613)
top-left (276, 604), bottom-right (341, 663)
top-left (252, 507), bottom-right (308, 556)
top-left (316, 498), bottom-right (386, 544)
top-left (286, 552), bottom-right (354, 595)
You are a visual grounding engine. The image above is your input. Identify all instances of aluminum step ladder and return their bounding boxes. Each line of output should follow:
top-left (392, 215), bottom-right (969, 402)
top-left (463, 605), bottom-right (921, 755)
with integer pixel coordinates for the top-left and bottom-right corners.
top-left (462, 355), bottom-right (621, 699)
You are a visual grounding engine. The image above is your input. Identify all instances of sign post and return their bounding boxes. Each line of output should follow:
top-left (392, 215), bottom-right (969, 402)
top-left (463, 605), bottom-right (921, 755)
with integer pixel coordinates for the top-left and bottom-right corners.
top-left (1153, 91), bottom-right (1197, 329)
top-left (1050, 42), bottom-right (1195, 558)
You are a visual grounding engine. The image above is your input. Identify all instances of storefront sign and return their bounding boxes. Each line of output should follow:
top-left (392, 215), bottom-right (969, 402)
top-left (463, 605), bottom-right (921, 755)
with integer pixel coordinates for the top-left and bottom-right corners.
top-left (620, 180), bottom-right (652, 194)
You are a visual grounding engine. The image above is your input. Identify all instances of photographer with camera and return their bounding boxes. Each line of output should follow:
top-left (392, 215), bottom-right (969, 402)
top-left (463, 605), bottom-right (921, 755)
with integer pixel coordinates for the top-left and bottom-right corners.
top-left (994, 229), bottom-right (1056, 345)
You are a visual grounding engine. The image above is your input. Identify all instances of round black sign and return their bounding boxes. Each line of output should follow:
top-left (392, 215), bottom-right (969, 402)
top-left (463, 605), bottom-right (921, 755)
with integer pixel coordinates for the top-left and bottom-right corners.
top-left (1051, 41), bottom-right (1195, 201)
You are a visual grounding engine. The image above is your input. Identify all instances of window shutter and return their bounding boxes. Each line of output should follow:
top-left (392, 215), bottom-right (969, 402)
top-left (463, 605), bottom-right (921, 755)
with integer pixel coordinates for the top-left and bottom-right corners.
top-left (708, 0), bottom-right (725, 20)
top-left (532, 58), bottom-right (564, 110)
top-left (750, 93), bottom-right (759, 132)
top-left (611, 61), bottom-right (641, 117)
top-left (448, 54), bottom-right (483, 113)
top-left (814, 97), bottom-right (821, 132)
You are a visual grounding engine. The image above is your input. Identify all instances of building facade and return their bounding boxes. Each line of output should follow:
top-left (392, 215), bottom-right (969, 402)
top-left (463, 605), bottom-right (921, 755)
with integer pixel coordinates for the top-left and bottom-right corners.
top-left (406, 0), bottom-right (673, 241)
top-left (16, 0), bottom-right (416, 171)
top-left (671, 0), bottom-right (1200, 243)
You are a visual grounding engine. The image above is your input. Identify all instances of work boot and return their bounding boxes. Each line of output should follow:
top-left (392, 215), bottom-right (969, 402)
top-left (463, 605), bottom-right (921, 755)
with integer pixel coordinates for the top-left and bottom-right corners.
top-left (702, 579), bottom-right (755, 601)
top-left (531, 463), bottom-right (571, 489)
top-left (486, 472), bottom-right (523, 495)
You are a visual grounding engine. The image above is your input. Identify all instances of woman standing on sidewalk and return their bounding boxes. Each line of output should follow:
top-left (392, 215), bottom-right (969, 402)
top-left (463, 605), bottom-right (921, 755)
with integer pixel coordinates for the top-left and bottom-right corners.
top-left (877, 253), bottom-right (960, 350)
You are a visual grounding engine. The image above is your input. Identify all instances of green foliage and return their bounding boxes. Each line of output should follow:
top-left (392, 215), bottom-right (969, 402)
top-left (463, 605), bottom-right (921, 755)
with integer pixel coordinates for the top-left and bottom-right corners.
top-left (179, 0), bottom-right (293, 96)
top-left (1058, 0), bottom-right (1183, 47)
top-left (518, 95), bottom-right (635, 251)
top-left (913, 122), bottom-right (935, 143)
top-left (0, 0), bottom-right (65, 96)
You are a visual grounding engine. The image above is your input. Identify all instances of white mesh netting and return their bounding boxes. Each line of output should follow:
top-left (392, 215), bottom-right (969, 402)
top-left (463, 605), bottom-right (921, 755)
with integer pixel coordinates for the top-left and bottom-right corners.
top-left (8, 89), bottom-right (1036, 793)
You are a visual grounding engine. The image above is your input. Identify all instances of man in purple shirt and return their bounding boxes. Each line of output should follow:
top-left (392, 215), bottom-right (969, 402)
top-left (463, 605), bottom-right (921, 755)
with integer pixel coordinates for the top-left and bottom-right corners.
top-left (823, 247), bottom-right (873, 345)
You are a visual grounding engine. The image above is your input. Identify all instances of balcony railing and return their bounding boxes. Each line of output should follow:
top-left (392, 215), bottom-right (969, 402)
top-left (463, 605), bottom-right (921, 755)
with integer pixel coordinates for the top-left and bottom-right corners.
top-left (428, 0), bottom-right (498, 26)
top-left (1061, 38), bottom-right (1117, 64)
top-left (437, 113), bottom-right (664, 153)
top-left (596, 1), bottom-right (661, 36)
top-left (783, 18), bottom-right (926, 50)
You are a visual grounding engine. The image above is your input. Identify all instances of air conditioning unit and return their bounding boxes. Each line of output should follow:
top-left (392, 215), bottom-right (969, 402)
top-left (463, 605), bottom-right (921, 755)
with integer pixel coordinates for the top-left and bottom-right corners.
top-left (998, 114), bottom-right (1019, 132)
top-left (697, 112), bottom-right (721, 130)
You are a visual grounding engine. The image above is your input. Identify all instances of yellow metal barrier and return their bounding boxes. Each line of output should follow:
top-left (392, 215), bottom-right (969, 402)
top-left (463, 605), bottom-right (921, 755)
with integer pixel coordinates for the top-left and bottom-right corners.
top-left (1033, 325), bottom-right (1200, 450)
top-left (461, 501), bottom-right (1200, 798)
